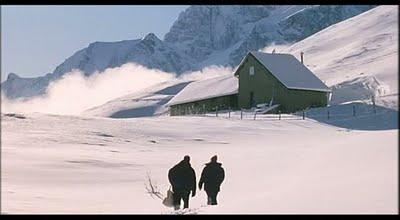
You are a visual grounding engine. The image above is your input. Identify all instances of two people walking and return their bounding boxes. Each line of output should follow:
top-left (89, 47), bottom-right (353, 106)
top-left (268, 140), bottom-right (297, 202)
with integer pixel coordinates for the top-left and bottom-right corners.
top-left (168, 155), bottom-right (225, 210)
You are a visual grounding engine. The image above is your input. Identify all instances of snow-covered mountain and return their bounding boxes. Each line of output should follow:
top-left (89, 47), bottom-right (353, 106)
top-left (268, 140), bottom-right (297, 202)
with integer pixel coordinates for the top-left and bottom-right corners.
top-left (272, 5), bottom-right (398, 109)
top-left (52, 34), bottom-right (193, 78)
top-left (1, 72), bottom-right (53, 99)
top-left (165, 5), bottom-right (375, 67)
top-left (83, 5), bottom-right (397, 118)
top-left (1, 5), bottom-right (375, 99)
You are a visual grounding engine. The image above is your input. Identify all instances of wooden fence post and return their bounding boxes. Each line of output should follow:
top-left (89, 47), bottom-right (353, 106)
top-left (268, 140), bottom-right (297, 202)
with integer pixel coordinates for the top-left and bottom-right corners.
top-left (353, 105), bottom-right (356, 117)
top-left (254, 111), bottom-right (257, 120)
top-left (216, 107), bottom-right (218, 117)
top-left (279, 110), bottom-right (281, 120)
top-left (228, 107), bottom-right (231, 118)
top-left (327, 110), bottom-right (330, 120)
top-left (373, 101), bottom-right (376, 114)
top-left (302, 110), bottom-right (305, 120)
top-left (241, 109), bottom-right (243, 120)
top-left (372, 95), bottom-right (376, 114)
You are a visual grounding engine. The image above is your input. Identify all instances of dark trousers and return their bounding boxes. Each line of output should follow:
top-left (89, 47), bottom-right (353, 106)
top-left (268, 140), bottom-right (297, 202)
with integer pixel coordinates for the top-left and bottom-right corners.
top-left (173, 190), bottom-right (190, 210)
top-left (206, 190), bottom-right (219, 205)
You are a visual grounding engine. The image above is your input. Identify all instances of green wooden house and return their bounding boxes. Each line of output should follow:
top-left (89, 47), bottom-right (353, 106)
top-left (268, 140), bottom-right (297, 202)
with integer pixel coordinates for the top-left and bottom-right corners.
top-left (235, 52), bottom-right (331, 113)
top-left (167, 52), bottom-right (331, 115)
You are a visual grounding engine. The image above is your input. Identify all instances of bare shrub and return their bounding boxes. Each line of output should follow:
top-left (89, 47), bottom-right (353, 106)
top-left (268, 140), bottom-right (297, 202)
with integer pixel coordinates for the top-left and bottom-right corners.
top-left (145, 171), bottom-right (164, 200)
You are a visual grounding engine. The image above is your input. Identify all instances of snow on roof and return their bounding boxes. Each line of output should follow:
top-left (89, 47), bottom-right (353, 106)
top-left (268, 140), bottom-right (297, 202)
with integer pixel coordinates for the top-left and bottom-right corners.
top-left (249, 52), bottom-right (331, 92)
top-left (167, 74), bottom-right (238, 106)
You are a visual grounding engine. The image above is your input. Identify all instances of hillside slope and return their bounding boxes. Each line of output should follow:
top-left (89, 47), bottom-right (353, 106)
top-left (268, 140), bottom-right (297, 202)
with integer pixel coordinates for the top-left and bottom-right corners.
top-left (81, 80), bottom-right (191, 118)
top-left (264, 5), bottom-right (398, 109)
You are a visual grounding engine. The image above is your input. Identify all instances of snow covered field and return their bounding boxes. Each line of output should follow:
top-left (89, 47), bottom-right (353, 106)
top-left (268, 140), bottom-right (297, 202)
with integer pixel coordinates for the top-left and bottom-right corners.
top-left (1, 113), bottom-right (397, 214)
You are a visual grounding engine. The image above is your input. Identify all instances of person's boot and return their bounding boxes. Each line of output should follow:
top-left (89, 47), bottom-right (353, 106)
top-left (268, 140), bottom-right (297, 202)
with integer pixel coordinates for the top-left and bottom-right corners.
top-left (183, 201), bottom-right (189, 209)
top-left (211, 196), bottom-right (218, 205)
top-left (174, 205), bottom-right (180, 210)
top-left (207, 196), bottom-right (212, 205)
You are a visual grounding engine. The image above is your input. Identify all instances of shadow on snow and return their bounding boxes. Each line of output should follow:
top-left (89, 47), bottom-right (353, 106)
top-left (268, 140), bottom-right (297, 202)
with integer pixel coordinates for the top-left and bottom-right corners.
top-left (110, 81), bottom-right (191, 118)
top-left (301, 102), bottom-right (398, 131)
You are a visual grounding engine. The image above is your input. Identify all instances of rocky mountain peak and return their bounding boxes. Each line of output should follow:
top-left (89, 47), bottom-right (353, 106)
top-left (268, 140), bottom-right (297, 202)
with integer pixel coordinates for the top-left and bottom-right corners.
top-left (7, 73), bottom-right (20, 80)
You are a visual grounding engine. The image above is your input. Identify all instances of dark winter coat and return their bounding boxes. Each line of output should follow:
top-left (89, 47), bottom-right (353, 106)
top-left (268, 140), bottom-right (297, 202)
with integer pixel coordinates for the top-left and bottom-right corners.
top-left (199, 162), bottom-right (225, 192)
top-left (168, 160), bottom-right (196, 194)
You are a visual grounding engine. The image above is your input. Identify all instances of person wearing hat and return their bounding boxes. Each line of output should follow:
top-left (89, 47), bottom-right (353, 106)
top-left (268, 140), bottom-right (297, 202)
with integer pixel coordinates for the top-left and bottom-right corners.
top-left (198, 155), bottom-right (225, 205)
top-left (168, 155), bottom-right (197, 210)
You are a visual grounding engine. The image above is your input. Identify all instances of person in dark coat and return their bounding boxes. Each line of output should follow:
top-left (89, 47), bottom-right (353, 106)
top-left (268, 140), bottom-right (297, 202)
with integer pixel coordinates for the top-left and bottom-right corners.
top-left (198, 155), bottom-right (225, 205)
top-left (168, 155), bottom-right (196, 210)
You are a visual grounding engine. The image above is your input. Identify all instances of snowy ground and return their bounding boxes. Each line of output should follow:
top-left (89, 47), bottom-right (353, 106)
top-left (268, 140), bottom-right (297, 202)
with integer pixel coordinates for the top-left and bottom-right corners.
top-left (1, 113), bottom-right (397, 214)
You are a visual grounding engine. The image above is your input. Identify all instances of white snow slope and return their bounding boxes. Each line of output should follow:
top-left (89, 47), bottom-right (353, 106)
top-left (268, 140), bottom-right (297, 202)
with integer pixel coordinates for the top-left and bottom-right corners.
top-left (1, 113), bottom-right (397, 214)
top-left (263, 5), bottom-right (398, 109)
top-left (81, 80), bottom-right (192, 118)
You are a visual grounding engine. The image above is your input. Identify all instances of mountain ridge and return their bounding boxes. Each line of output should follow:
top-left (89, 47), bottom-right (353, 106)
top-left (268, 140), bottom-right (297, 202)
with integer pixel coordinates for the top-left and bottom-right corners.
top-left (1, 5), bottom-right (375, 99)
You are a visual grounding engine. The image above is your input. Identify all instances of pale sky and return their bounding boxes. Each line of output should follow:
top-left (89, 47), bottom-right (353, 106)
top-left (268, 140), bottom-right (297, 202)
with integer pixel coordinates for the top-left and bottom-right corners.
top-left (1, 5), bottom-right (189, 80)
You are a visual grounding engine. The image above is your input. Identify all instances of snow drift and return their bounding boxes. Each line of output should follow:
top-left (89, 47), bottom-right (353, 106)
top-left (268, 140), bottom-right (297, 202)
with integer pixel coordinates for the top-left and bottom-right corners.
top-left (330, 76), bottom-right (390, 105)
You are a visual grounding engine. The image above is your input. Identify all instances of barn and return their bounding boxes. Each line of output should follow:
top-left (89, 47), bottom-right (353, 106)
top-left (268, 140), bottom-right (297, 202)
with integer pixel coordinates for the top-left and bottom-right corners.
top-left (167, 51), bottom-right (331, 116)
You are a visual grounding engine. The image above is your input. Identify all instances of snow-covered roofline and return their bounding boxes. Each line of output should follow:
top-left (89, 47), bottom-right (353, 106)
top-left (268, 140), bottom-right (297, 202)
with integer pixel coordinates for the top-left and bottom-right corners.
top-left (166, 74), bottom-right (239, 106)
top-left (236, 51), bottom-right (331, 93)
top-left (166, 90), bottom-right (238, 106)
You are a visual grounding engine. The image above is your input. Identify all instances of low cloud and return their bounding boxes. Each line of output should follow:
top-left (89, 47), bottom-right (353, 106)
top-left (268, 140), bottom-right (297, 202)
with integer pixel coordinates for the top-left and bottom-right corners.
top-left (1, 63), bottom-right (233, 115)
top-left (179, 65), bottom-right (233, 81)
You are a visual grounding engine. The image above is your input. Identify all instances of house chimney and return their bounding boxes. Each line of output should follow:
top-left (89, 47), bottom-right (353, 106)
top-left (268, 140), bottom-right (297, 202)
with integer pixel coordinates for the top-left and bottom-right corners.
top-left (300, 51), bottom-right (304, 64)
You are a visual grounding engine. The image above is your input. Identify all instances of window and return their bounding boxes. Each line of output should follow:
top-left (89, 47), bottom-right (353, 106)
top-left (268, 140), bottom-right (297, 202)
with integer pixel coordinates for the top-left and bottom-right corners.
top-left (249, 66), bottom-right (254, 76)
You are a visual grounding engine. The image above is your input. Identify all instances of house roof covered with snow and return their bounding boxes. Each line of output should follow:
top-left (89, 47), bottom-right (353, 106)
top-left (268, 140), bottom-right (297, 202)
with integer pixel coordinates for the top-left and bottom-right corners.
top-left (167, 74), bottom-right (238, 106)
top-left (245, 52), bottom-right (331, 92)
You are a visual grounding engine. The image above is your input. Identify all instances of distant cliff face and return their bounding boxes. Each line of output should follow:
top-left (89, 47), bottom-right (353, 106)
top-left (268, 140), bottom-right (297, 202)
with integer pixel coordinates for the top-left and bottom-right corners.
top-left (2, 5), bottom-right (375, 99)
top-left (51, 33), bottom-right (192, 78)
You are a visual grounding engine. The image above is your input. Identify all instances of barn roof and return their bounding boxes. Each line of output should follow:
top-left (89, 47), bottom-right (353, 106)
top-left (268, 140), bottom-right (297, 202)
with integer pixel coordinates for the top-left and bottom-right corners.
top-left (166, 74), bottom-right (238, 106)
top-left (245, 52), bottom-right (331, 92)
